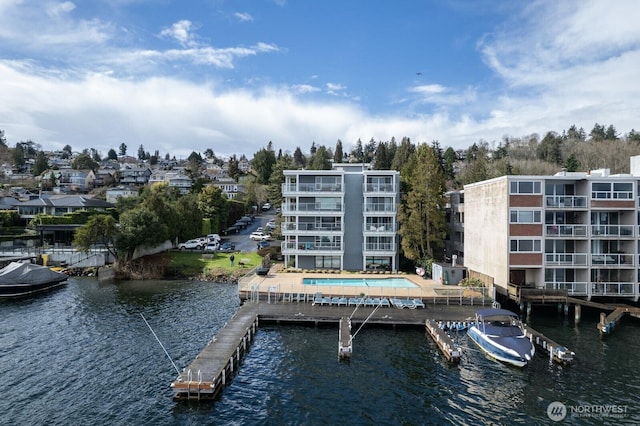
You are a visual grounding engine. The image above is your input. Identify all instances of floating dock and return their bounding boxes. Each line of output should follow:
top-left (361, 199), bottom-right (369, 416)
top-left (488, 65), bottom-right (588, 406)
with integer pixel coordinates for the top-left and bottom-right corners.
top-left (425, 319), bottom-right (461, 363)
top-left (171, 304), bottom-right (259, 401)
top-left (338, 317), bottom-right (352, 359)
top-left (522, 325), bottom-right (574, 364)
top-left (597, 306), bottom-right (640, 334)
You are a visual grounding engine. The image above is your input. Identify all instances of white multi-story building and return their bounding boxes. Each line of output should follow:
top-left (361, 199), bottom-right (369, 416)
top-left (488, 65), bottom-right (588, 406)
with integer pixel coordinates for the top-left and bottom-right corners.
top-left (281, 164), bottom-right (400, 272)
top-left (461, 156), bottom-right (640, 301)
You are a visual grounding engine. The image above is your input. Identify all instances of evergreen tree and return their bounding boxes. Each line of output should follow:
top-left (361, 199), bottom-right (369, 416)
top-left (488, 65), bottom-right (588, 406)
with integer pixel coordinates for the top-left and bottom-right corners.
top-left (352, 139), bottom-right (364, 162)
top-left (442, 147), bottom-right (457, 181)
top-left (252, 147), bottom-right (277, 184)
top-left (564, 154), bottom-right (580, 172)
top-left (33, 151), bottom-right (48, 176)
top-left (373, 142), bottom-right (391, 170)
top-left (398, 144), bottom-right (447, 263)
top-left (267, 154), bottom-right (295, 205)
top-left (293, 146), bottom-right (306, 167)
top-left (390, 137), bottom-right (415, 170)
top-left (228, 155), bottom-right (241, 181)
top-left (119, 143), bottom-right (127, 157)
top-left (308, 145), bottom-right (331, 170)
top-left (334, 140), bottom-right (344, 163)
top-left (107, 149), bottom-right (118, 160)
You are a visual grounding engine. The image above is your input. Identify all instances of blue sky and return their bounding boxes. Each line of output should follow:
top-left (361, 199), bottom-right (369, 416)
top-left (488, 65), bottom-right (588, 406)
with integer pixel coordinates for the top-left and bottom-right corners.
top-left (1, 0), bottom-right (639, 160)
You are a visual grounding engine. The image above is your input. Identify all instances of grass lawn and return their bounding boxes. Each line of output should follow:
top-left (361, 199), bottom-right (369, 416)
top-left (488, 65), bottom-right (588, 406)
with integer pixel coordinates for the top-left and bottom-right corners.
top-left (169, 251), bottom-right (263, 276)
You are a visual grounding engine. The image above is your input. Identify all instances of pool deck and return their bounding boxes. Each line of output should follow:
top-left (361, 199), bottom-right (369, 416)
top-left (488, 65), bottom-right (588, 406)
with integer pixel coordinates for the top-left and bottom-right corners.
top-left (238, 268), bottom-right (488, 303)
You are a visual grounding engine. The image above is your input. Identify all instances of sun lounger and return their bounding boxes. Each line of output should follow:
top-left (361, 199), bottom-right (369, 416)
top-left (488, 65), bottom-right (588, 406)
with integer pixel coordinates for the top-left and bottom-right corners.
top-left (364, 297), bottom-right (375, 307)
top-left (372, 297), bottom-right (381, 306)
top-left (338, 297), bottom-right (348, 306)
top-left (413, 298), bottom-right (425, 309)
top-left (380, 298), bottom-right (390, 307)
top-left (331, 297), bottom-right (340, 305)
top-left (322, 296), bottom-right (332, 305)
top-left (391, 298), bottom-right (405, 309)
top-left (313, 292), bottom-right (323, 305)
top-left (348, 297), bottom-right (359, 306)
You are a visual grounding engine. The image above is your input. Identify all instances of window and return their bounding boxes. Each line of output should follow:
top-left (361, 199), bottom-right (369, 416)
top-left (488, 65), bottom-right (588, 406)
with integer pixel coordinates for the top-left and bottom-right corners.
top-left (510, 239), bottom-right (541, 252)
top-left (510, 181), bottom-right (541, 194)
top-left (315, 256), bottom-right (340, 269)
top-left (591, 182), bottom-right (633, 199)
top-left (510, 210), bottom-right (541, 223)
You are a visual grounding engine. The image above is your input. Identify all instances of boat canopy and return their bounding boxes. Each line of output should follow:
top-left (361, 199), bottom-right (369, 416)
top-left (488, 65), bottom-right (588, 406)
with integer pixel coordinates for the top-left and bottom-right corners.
top-left (475, 308), bottom-right (519, 319)
top-left (0, 262), bottom-right (67, 286)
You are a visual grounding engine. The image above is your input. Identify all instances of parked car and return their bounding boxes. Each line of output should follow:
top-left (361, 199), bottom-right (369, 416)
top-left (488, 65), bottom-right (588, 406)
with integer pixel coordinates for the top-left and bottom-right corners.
top-left (178, 239), bottom-right (203, 250)
top-left (257, 240), bottom-right (271, 249)
top-left (219, 241), bottom-right (236, 251)
top-left (256, 227), bottom-right (264, 232)
top-left (207, 234), bottom-right (221, 242)
top-left (222, 226), bottom-right (239, 235)
top-left (250, 231), bottom-right (271, 241)
top-left (262, 203), bottom-right (271, 211)
top-left (204, 241), bottom-right (219, 252)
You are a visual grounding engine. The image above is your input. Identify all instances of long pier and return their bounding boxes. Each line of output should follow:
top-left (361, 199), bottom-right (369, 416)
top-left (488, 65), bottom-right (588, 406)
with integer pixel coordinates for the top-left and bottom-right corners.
top-left (171, 303), bottom-right (259, 401)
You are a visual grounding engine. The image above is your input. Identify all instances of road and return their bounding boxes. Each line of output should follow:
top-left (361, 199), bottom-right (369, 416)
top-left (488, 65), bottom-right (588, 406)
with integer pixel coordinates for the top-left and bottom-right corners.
top-left (223, 210), bottom-right (278, 253)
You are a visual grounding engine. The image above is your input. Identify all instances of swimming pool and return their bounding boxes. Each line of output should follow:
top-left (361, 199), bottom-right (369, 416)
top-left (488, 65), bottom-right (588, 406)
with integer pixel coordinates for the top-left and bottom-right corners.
top-left (302, 278), bottom-right (417, 288)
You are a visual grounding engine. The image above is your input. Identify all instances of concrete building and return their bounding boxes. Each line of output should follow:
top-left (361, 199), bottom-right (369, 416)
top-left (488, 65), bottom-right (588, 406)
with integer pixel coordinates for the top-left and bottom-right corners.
top-left (461, 158), bottom-right (640, 301)
top-left (281, 164), bottom-right (399, 272)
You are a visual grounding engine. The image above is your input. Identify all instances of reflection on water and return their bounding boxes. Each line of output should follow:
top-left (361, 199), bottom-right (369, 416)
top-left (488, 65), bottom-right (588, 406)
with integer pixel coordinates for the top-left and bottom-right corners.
top-left (0, 277), bottom-right (639, 425)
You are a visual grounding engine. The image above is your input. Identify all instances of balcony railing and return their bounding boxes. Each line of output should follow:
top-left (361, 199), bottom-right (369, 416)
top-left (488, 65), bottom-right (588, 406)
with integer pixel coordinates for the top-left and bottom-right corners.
top-left (543, 282), bottom-right (588, 295)
top-left (544, 253), bottom-right (588, 266)
top-left (590, 282), bottom-right (637, 296)
top-left (591, 225), bottom-right (634, 237)
top-left (545, 224), bottom-right (587, 237)
top-left (364, 184), bottom-right (395, 193)
top-left (590, 253), bottom-right (634, 266)
top-left (363, 203), bottom-right (396, 213)
top-left (282, 202), bottom-right (343, 213)
top-left (545, 195), bottom-right (588, 208)
top-left (282, 242), bottom-right (342, 252)
top-left (282, 183), bottom-right (343, 193)
top-left (363, 223), bottom-right (396, 233)
top-left (364, 243), bottom-right (395, 252)
top-left (282, 223), bottom-right (342, 232)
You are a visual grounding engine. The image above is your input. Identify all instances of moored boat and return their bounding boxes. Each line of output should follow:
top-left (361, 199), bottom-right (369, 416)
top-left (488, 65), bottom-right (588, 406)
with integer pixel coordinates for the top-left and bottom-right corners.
top-left (0, 261), bottom-right (69, 298)
top-left (467, 308), bottom-right (535, 367)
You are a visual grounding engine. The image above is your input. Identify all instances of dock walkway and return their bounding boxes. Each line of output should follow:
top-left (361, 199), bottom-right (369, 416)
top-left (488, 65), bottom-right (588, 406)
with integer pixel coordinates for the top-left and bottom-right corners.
top-left (171, 303), bottom-right (259, 400)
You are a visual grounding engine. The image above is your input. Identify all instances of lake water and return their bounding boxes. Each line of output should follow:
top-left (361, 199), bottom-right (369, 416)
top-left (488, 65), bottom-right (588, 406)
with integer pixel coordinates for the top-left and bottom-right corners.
top-left (1, 277), bottom-right (639, 425)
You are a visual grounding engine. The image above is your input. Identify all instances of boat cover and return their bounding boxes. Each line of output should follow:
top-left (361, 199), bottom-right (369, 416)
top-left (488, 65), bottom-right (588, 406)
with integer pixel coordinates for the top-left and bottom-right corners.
top-left (0, 262), bottom-right (67, 286)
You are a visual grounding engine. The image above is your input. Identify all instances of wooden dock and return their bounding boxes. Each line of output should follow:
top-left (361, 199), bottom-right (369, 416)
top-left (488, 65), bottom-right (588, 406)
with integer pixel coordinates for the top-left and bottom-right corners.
top-left (597, 306), bottom-right (640, 334)
top-left (522, 325), bottom-right (574, 364)
top-left (425, 319), bottom-right (461, 363)
top-left (338, 317), bottom-right (352, 359)
top-left (171, 303), bottom-right (259, 401)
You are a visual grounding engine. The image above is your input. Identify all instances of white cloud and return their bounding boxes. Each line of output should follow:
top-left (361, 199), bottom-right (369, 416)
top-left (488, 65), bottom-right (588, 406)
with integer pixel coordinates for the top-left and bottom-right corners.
top-left (159, 20), bottom-right (198, 48)
top-left (234, 12), bottom-right (254, 22)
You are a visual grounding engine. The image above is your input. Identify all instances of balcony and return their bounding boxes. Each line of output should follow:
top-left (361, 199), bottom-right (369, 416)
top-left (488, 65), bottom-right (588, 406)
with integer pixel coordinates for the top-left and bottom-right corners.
top-left (281, 241), bottom-right (343, 255)
top-left (363, 183), bottom-right (395, 193)
top-left (590, 281), bottom-right (638, 297)
top-left (363, 223), bottom-right (396, 233)
top-left (282, 222), bottom-right (342, 234)
top-left (545, 195), bottom-right (588, 208)
top-left (363, 203), bottom-right (396, 213)
top-left (545, 224), bottom-right (587, 237)
top-left (281, 202), bottom-right (343, 214)
top-left (363, 243), bottom-right (396, 254)
top-left (282, 183), bottom-right (343, 194)
top-left (543, 281), bottom-right (589, 296)
top-left (591, 225), bottom-right (634, 238)
top-left (590, 253), bottom-right (634, 266)
top-left (544, 253), bottom-right (588, 266)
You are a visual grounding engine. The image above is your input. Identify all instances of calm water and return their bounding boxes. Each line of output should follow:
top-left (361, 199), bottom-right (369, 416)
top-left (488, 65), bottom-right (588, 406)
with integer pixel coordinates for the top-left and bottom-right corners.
top-left (1, 278), bottom-right (639, 425)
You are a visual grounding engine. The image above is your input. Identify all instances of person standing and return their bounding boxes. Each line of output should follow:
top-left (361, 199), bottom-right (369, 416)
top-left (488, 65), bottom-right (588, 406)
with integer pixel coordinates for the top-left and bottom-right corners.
top-left (230, 254), bottom-right (235, 267)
